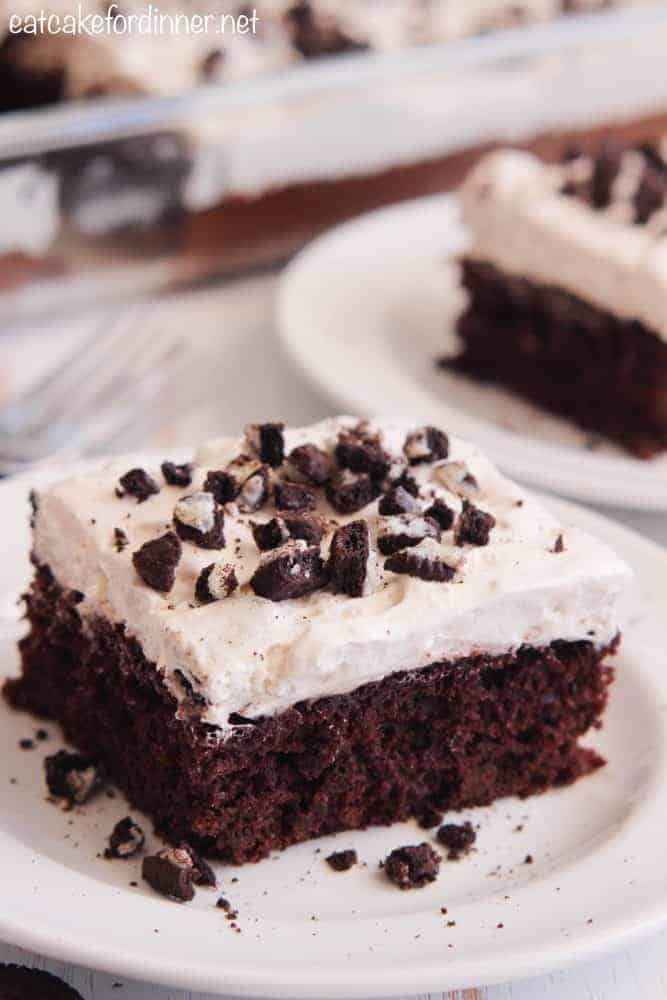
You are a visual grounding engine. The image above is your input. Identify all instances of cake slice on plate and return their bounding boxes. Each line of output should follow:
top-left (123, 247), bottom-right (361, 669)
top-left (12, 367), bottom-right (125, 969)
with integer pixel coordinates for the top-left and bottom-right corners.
top-left (5, 417), bottom-right (630, 863)
top-left (451, 145), bottom-right (667, 457)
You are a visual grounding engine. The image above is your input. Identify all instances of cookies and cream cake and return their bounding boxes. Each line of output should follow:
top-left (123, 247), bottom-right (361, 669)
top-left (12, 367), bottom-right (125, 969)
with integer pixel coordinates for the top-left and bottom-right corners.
top-left (451, 143), bottom-right (667, 456)
top-left (5, 417), bottom-right (630, 862)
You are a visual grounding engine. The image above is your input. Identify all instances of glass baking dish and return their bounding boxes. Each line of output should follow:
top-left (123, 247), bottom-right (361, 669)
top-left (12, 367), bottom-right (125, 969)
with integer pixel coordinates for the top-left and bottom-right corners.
top-left (1, 1), bottom-right (667, 321)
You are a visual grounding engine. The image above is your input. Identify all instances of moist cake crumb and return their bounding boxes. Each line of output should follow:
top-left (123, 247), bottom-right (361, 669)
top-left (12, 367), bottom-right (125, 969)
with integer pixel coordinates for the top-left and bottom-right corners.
top-left (436, 821), bottom-right (477, 860)
top-left (325, 849), bottom-right (358, 871)
top-left (105, 816), bottom-right (145, 858)
top-left (383, 844), bottom-right (441, 889)
top-left (44, 750), bottom-right (103, 807)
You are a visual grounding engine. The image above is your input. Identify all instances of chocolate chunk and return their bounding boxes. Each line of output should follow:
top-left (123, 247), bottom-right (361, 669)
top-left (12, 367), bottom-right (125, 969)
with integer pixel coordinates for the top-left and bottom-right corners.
top-left (285, 0), bottom-right (368, 58)
top-left (326, 470), bottom-right (380, 514)
top-left (161, 460), bottom-right (193, 487)
top-left (195, 562), bottom-right (238, 603)
top-left (335, 431), bottom-right (389, 481)
top-left (251, 517), bottom-right (290, 551)
top-left (328, 520), bottom-right (369, 597)
top-left (379, 485), bottom-right (422, 516)
top-left (391, 468), bottom-right (420, 497)
top-left (326, 849), bottom-right (358, 872)
top-left (553, 533), bottom-right (565, 553)
top-left (105, 816), bottom-right (145, 858)
top-left (187, 844), bottom-right (217, 887)
top-left (250, 540), bottom-right (329, 601)
top-left (117, 467), bottom-right (159, 502)
top-left (425, 498), bottom-right (455, 530)
top-left (287, 443), bottom-right (333, 485)
top-left (0, 964), bottom-right (84, 999)
top-left (245, 422), bottom-right (285, 468)
top-left (382, 843), bottom-right (441, 889)
top-left (436, 821), bottom-right (476, 860)
top-left (282, 512), bottom-right (326, 546)
top-left (403, 426), bottom-right (449, 465)
top-left (377, 515), bottom-right (441, 556)
top-left (455, 500), bottom-right (495, 547)
top-left (45, 750), bottom-right (103, 806)
top-left (113, 527), bottom-right (129, 552)
top-left (417, 805), bottom-right (443, 829)
top-left (203, 469), bottom-right (239, 504)
top-left (384, 550), bottom-right (455, 583)
top-left (237, 465), bottom-right (270, 513)
top-left (174, 492), bottom-right (225, 549)
top-left (274, 480), bottom-right (317, 512)
top-left (142, 847), bottom-right (196, 902)
top-left (132, 531), bottom-right (182, 592)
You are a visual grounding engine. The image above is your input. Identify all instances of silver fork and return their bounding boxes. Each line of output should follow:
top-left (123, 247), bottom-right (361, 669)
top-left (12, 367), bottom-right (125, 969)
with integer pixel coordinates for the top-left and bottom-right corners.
top-left (0, 306), bottom-right (187, 477)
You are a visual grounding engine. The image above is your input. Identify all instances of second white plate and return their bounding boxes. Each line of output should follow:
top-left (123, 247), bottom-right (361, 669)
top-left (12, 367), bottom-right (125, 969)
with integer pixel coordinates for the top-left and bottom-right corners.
top-left (278, 193), bottom-right (667, 511)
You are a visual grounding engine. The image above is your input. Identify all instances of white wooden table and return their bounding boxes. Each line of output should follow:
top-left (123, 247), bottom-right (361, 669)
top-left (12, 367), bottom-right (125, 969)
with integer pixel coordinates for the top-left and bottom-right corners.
top-left (2, 272), bottom-right (666, 1000)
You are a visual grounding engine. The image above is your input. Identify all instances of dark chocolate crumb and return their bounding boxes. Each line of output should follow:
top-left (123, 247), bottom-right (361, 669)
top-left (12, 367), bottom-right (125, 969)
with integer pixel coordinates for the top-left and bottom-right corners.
top-left (424, 498), bottom-right (455, 531)
top-left (325, 849), bottom-right (358, 872)
top-left (250, 541), bottom-right (329, 601)
top-left (251, 517), bottom-right (290, 551)
top-left (326, 471), bottom-right (380, 514)
top-left (282, 512), bottom-right (325, 546)
top-left (113, 527), bottom-right (129, 552)
top-left (195, 562), bottom-right (238, 603)
top-left (19, 738), bottom-right (34, 750)
top-left (524, 854), bottom-right (534, 864)
top-left (117, 468), bottom-right (159, 503)
top-left (455, 500), bottom-right (495, 547)
top-left (403, 426), bottom-right (449, 465)
top-left (161, 461), bottom-right (193, 488)
top-left (245, 423), bottom-right (285, 468)
top-left (274, 480), bottom-right (317, 512)
top-left (436, 821), bottom-right (476, 860)
top-left (203, 469), bottom-right (238, 505)
top-left (335, 431), bottom-right (389, 481)
top-left (36, 728), bottom-right (49, 741)
top-left (377, 515), bottom-right (441, 556)
top-left (45, 750), bottom-right (103, 806)
top-left (382, 843), bottom-right (441, 889)
top-left (553, 534), bottom-right (565, 553)
top-left (201, 46), bottom-right (225, 78)
top-left (173, 492), bottom-right (225, 550)
top-left (378, 485), bottom-right (421, 516)
top-left (287, 443), bottom-right (333, 485)
top-left (328, 520), bottom-right (369, 598)
top-left (132, 531), bottom-right (182, 592)
top-left (384, 550), bottom-right (455, 583)
top-left (105, 816), bottom-right (145, 858)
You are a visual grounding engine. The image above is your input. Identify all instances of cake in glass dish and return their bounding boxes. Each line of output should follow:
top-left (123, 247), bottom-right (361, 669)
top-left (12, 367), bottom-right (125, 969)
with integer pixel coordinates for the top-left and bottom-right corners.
top-left (0, 0), bottom-right (665, 311)
top-left (449, 143), bottom-right (667, 457)
top-left (5, 417), bottom-right (630, 862)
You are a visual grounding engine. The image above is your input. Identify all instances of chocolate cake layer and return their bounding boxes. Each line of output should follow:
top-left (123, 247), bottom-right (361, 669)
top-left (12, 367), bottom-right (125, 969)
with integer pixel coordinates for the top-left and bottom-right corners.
top-left (6, 564), bottom-right (615, 864)
top-left (450, 259), bottom-right (667, 458)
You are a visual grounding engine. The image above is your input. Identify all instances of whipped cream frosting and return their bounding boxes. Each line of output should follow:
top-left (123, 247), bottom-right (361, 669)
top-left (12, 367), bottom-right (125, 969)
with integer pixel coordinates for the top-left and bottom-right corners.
top-left (460, 148), bottom-right (667, 339)
top-left (32, 417), bottom-right (630, 734)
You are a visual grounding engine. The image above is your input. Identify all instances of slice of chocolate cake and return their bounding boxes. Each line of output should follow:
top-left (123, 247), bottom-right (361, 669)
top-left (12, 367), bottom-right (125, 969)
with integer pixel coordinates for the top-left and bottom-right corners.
top-left (449, 144), bottom-right (667, 458)
top-left (5, 417), bottom-right (630, 863)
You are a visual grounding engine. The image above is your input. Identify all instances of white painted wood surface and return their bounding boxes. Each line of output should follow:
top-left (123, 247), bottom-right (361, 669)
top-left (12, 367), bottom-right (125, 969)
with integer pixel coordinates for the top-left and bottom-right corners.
top-left (1, 272), bottom-right (666, 999)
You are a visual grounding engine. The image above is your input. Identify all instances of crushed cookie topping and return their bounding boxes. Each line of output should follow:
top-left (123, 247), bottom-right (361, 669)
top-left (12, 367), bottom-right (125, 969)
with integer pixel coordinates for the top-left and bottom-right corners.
top-left (403, 426), bottom-right (449, 465)
top-left (287, 443), bottom-right (333, 484)
top-left (132, 531), bottom-right (182, 592)
top-left (379, 485), bottom-right (422, 516)
top-left (384, 549), bottom-right (456, 583)
top-left (328, 520), bottom-right (369, 598)
top-left (196, 562), bottom-right (238, 604)
top-left (274, 480), bottom-right (317, 512)
top-left (173, 492), bottom-right (225, 550)
top-left (203, 469), bottom-right (239, 504)
top-left (455, 500), bottom-right (495, 547)
top-left (161, 461), bottom-right (193, 487)
top-left (237, 465), bottom-right (270, 513)
top-left (250, 540), bottom-right (329, 602)
top-left (244, 422), bottom-right (285, 468)
top-left (335, 427), bottom-right (390, 481)
top-left (377, 515), bottom-right (441, 556)
top-left (326, 469), bottom-right (380, 514)
top-left (116, 467), bottom-right (159, 503)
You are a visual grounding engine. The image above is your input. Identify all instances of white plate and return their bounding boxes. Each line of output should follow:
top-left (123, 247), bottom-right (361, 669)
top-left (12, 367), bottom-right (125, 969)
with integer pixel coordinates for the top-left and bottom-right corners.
top-left (1, 466), bottom-right (667, 998)
top-left (277, 193), bottom-right (667, 511)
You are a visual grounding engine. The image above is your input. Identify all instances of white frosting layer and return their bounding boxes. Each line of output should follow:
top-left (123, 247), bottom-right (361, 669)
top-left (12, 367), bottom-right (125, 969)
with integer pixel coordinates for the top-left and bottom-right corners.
top-left (460, 148), bottom-right (667, 339)
top-left (32, 417), bottom-right (631, 733)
